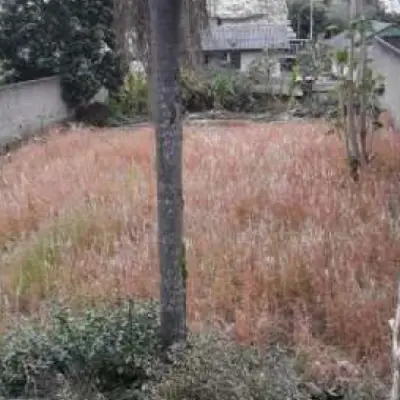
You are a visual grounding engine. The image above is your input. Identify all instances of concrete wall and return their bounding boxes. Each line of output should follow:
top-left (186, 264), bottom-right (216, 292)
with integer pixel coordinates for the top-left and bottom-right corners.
top-left (0, 76), bottom-right (71, 143)
top-left (370, 37), bottom-right (400, 129)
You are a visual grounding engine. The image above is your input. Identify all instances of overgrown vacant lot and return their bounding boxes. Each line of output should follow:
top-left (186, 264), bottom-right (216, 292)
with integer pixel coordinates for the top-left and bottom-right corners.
top-left (0, 121), bottom-right (399, 378)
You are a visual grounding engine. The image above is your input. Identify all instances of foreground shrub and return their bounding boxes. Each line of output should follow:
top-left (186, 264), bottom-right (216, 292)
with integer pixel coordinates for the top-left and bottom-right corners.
top-left (152, 333), bottom-right (303, 400)
top-left (109, 71), bottom-right (149, 122)
top-left (0, 300), bottom-right (160, 398)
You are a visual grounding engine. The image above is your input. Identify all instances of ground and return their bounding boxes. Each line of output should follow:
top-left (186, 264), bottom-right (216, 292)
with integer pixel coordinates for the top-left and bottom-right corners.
top-left (0, 120), bottom-right (399, 384)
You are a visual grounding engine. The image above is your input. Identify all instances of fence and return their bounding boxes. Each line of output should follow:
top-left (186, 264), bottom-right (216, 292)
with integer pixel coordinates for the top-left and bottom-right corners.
top-left (0, 76), bottom-right (71, 144)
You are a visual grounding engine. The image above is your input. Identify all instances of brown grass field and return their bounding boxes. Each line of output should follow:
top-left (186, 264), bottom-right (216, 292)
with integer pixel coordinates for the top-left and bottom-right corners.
top-left (0, 120), bottom-right (399, 381)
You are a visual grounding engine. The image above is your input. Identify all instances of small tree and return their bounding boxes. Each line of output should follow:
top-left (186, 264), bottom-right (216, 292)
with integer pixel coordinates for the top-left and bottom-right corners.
top-left (345, 1), bottom-right (361, 180)
top-left (294, 18), bottom-right (384, 180)
top-left (333, 13), bottom-right (384, 179)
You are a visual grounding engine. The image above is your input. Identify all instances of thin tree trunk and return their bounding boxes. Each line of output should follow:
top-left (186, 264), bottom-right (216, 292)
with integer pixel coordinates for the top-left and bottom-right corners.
top-left (180, 0), bottom-right (208, 70)
top-left (149, 0), bottom-right (187, 349)
top-left (358, 10), bottom-right (369, 164)
top-left (346, 0), bottom-right (361, 180)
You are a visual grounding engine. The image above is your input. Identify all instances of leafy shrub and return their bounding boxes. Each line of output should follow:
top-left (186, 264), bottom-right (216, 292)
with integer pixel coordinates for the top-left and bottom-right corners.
top-left (109, 71), bottom-right (149, 119)
top-left (0, 300), bottom-right (160, 399)
top-left (210, 72), bottom-right (236, 109)
top-left (151, 333), bottom-right (303, 400)
top-left (180, 68), bottom-right (213, 112)
top-left (208, 69), bottom-right (258, 112)
top-left (110, 67), bottom-right (266, 120)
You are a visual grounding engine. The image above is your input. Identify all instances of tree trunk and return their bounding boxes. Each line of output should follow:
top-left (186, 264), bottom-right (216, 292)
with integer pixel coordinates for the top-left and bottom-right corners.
top-left (149, 0), bottom-right (187, 349)
top-left (180, 0), bottom-right (208, 70)
top-left (346, 0), bottom-right (361, 180)
top-left (358, 6), bottom-right (369, 164)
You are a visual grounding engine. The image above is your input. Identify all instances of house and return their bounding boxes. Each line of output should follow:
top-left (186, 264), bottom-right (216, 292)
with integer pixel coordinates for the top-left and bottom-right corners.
top-left (200, 16), bottom-right (299, 76)
top-left (326, 19), bottom-right (400, 129)
top-left (370, 29), bottom-right (400, 129)
top-left (325, 20), bottom-right (395, 51)
top-left (325, 20), bottom-right (400, 77)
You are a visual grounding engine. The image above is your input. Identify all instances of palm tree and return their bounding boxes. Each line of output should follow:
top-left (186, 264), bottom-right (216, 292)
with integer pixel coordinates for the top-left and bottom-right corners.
top-left (149, 0), bottom-right (187, 349)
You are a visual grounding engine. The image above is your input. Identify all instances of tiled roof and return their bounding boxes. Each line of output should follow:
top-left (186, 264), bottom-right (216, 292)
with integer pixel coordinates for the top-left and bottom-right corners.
top-left (201, 22), bottom-right (292, 51)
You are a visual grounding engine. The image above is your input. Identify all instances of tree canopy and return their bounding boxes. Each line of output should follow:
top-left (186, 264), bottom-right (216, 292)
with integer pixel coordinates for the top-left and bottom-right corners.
top-left (0, 0), bottom-right (124, 107)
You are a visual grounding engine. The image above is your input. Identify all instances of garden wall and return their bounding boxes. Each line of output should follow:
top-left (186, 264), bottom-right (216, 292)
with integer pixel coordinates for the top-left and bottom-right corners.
top-left (0, 76), bottom-right (71, 144)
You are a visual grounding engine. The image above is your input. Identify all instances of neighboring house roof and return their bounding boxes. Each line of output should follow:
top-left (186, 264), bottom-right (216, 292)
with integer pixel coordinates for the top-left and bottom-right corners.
top-left (371, 20), bottom-right (393, 33)
top-left (374, 34), bottom-right (400, 58)
top-left (325, 19), bottom-right (399, 50)
top-left (201, 22), bottom-right (292, 51)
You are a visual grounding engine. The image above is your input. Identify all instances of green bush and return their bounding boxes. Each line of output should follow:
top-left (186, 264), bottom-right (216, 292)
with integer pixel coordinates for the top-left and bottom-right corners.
top-left (0, 0), bottom-right (124, 108)
top-left (109, 71), bottom-right (149, 120)
top-left (151, 333), bottom-right (303, 400)
top-left (206, 68), bottom-right (258, 112)
top-left (108, 67), bottom-right (264, 121)
top-left (180, 68), bottom-right (214, 112)
top-left (0, 302), bottom-right (387, 400)
top-left (0, 300), bottom-right (160, 399)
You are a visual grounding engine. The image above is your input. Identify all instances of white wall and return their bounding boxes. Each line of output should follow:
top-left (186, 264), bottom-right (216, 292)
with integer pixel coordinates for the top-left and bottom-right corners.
top-left (0, 76), bottom-right (71, 143)
top-left (370, 38), bottom-right (400, 129)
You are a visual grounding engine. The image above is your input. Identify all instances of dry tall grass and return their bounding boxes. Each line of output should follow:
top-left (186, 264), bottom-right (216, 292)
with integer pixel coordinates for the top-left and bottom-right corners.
top-left (0, 121), bottom-right (399, 379)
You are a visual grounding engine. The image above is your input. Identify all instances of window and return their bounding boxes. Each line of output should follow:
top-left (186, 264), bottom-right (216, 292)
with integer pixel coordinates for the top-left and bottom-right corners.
top-left (281, 58), bottom-right (296, 72)
top-left (230, 51), bottom-right (241, 69)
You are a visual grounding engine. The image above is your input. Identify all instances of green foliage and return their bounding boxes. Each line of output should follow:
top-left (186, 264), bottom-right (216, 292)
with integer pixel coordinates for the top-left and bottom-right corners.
top-left (208, 69), bottom-right (257, 112)
top-left (0, 0), bottom-right (124, 107)
top-left (109, 68), bottom-right (261, 120)
top-left (0, 301), bottom-right (160, 399)
top-left (153, 333), bottom-right (302, 400)
top-left (109, 71), bottom-right (149, 119)
top-left (296, 41), bottom-right (333, 78)
top-left (180, 68), bottom-right (213, 112)
top-left (335, 49), bottom-right (349, 64)
top-left (288, 1), bottom-right (330, 39)
top-left (211, 73), bottom-right (236, 108)
top-left (0, 303), bottom-right (388, 400)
